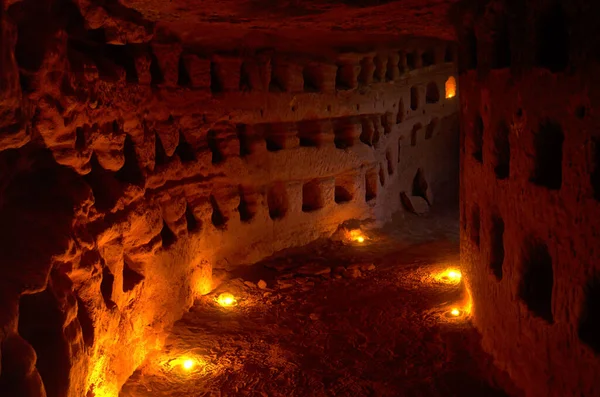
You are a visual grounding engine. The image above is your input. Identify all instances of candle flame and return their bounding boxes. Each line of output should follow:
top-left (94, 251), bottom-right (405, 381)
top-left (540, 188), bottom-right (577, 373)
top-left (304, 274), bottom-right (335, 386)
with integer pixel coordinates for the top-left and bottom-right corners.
top-left (445, 76), bottom-right (456, 99)
top-left (435, 268), bottom-right (462, 283)
top-left (183, 359), bottom-right (195, 370)
top-left (217, 292), bottom-right (237, 307)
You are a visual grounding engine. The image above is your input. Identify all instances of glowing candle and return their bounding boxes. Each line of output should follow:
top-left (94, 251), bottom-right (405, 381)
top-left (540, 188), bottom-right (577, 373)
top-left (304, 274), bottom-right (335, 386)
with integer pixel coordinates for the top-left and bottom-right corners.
top-left (183, 359), bottom-right (195, 371)
top-left (447, 270), bottom-right (461, 281)
top-left (445, 76), bottom-right (456, 99)
top-left (217, 292), bottom-right (236, 307)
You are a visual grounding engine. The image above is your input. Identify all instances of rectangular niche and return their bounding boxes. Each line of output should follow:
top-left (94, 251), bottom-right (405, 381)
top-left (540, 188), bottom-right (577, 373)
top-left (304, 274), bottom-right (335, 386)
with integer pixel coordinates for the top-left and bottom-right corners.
top-left (365, 169), bottom-right (378, 202)
top-left (333, 118), bottom-right (361, 149)
top-left (267, 182), bottom-right (289, 220)
top-left (302, 179), bottom-right (324, 212)
top-left (335, 173), bottom-right (355, 204)
top-left (530, 120), bottom-right (564, 190)
top-left (264, 123), bottom-right (298, 151)
top-left (298, 120), bottom-right (326, 147)
top-left (238, 185), bottom-right (258, 222)
top-left (519, 237), bottom-right (554, 323)
top-left (410, 86), bottom-right (419, 110)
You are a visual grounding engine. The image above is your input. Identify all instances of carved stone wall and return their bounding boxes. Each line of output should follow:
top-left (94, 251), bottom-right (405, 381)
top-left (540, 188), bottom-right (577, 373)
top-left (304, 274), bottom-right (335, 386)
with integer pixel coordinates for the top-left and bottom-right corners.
top-left (0, 1), bottom-right (458, 396)
top-left (457, 0), bottom-right (600, 396)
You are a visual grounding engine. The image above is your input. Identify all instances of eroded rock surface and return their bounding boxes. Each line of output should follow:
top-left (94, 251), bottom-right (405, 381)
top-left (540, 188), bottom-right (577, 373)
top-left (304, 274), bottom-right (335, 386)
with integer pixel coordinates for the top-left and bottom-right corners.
top-left (0, 0), bottom-right (459, 396)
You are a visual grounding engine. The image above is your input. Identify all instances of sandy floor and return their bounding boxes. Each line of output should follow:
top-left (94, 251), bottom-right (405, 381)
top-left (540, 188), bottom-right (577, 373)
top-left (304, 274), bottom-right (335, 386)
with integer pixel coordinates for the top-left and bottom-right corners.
top-left (120, 209), bottom-right (520, 397)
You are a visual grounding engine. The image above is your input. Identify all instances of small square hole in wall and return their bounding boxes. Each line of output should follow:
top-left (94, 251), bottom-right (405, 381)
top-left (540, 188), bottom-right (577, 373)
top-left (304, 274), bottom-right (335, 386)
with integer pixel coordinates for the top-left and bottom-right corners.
top-left (239, 62), bottom-right (252, 91)
top-left (302, 179), bottom-right (323, 212)
top-left (238, 185), bottom-right (258, 222)
top-left (210, 61), bottom-right (223, 93)
top-left (303, 64), bottom-right (321, 92)
top-left (410, 86), bottom-right (419, 110)
top-left (335, 64), bottom-right (354, 90)
top-left (406, 51), bottom-right (417, 70)
top-left (412, 168), bottom-right (430, 205)
top-left (185, 202), bottom-right (201, 232)
top-left (116, 134), bottom-right (145, 187)
top-left (210, 194), bottom-right (228, 228)
top-left (578, 274), bottom-right (600, 354)
top-left (425, 82), bottom-right (440, 104)
top-left (267, 182), bottom-right (289, 220)
top-left (207, 129), bottom-right (225, 163)
top-left (358, 57), bottom-right (375, 85)
top-left (444, 46), bottom-right (454, 62)
top-left (365, 169), bottom-right (378, 202)
top-left (160, 220), bottom-right (177, 248)
top-left (519, 238), bottom-right (554, 323)
top-left (298, 120), bottom-right (324, 147)
top-left (335, 174), bottom-right (354, 204)
top-left (265, 124), bottom-right (287, 152)
top-left (421, 50), bottom-right (435, 67)
top-left (175, 131), bottom-right (196, 163)
top-left (530, 120), bottom-right (564, 190)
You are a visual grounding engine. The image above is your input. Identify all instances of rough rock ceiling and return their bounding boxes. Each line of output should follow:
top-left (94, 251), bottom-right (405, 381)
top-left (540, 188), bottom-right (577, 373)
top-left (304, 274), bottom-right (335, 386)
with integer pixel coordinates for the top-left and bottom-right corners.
top-left (113, 0), bottom-right (458, 43)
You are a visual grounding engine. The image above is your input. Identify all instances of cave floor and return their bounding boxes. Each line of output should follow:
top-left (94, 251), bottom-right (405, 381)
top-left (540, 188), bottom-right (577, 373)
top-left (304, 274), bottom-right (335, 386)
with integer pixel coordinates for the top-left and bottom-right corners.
top-left (120, 209), bottom-right (519, 397)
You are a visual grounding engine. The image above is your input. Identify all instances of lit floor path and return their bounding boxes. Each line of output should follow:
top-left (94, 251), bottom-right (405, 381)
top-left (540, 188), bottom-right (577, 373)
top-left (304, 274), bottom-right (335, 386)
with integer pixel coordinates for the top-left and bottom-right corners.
top-left (121, 209), bottom-right (520, 397)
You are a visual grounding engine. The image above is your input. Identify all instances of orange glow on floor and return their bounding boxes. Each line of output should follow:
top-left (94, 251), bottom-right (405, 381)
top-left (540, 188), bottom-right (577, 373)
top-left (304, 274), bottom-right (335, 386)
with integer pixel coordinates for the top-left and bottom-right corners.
top-left (434, 268), bottom-right (462, 284)
top-left (166, 355), bottom-right (206, 373)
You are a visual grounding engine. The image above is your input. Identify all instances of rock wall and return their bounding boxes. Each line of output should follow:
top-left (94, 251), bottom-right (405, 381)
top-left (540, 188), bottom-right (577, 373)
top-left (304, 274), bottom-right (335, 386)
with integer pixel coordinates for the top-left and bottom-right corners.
top-left (457, 0), bottom-right (600, 396)
top-left (0, 1), bottom-right (458, 396)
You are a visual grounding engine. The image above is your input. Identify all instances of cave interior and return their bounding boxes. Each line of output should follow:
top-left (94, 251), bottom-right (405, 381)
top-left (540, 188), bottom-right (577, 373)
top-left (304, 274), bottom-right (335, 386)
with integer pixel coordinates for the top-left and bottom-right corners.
top-left (0, 0), bottom-right (599, 396)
